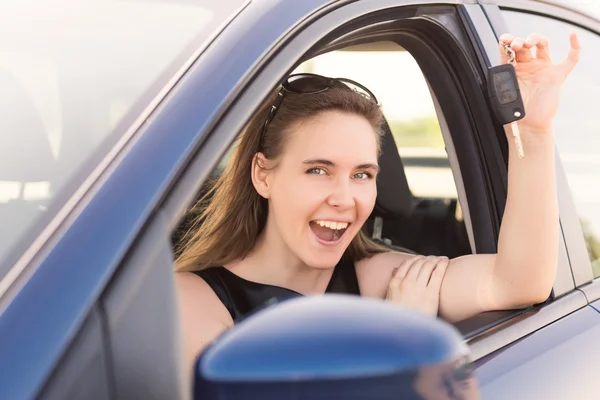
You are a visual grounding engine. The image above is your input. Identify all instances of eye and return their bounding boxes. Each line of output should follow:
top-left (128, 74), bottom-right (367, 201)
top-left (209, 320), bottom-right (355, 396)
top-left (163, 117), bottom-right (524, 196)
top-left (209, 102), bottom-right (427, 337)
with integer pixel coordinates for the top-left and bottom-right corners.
top-left (306, 167), bottom-right (327, 175)
top-left (353, 171), bottom-right (373, 180)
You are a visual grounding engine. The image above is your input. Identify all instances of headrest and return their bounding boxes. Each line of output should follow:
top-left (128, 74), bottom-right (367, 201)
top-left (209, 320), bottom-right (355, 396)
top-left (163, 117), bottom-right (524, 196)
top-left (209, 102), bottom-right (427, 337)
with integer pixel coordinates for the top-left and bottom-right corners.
top-left (372, 119), bottom-right (413, 219)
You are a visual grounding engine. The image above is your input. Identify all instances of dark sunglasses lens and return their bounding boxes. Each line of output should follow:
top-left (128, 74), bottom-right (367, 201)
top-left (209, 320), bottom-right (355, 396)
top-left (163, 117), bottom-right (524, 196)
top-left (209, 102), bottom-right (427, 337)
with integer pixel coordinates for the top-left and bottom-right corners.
top-left (285, 75), bottom-right (330, 93)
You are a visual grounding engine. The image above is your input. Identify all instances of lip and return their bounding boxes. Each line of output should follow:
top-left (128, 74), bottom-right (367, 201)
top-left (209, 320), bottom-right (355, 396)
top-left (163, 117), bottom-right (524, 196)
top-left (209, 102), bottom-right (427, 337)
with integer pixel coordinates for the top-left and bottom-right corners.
top-left (309, 223), bottom-right (349, 247)
top-left (311, 219), bottom-right (353, 224)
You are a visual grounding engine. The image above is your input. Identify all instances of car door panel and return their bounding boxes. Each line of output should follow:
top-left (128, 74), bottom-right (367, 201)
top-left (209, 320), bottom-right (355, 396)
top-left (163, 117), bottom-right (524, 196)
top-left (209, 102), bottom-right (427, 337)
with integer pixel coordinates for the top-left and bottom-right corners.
top-left (474, 304), bottom-right (600, 399)
top-left (37, 307), bottom-right (112, 400)
top-left (590, 297), bottom-right (600, 314)
top-left (581, 281), bottom-right (600, 308)
top-left (100, 211), bottom-right (186, 400)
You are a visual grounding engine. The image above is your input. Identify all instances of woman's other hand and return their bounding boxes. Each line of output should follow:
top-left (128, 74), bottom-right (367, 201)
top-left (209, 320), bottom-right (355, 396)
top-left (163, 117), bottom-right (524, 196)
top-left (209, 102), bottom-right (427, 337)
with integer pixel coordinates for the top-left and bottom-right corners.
top-left (499, 32), bottom-right (581, 132)
top-left (385, 255), bottom-right (449, 317)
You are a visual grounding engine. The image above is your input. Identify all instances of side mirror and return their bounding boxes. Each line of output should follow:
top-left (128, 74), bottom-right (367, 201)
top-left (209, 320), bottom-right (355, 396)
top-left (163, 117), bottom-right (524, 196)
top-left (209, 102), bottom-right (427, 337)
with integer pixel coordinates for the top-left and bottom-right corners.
top-left (194, 295), bottom-right (479, 399)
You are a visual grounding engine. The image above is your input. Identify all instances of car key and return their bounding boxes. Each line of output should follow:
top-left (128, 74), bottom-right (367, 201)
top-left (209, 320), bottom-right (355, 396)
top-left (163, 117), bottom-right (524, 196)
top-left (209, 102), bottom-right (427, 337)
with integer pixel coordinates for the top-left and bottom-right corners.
top-left (487, 43), bottom-right (525, 158)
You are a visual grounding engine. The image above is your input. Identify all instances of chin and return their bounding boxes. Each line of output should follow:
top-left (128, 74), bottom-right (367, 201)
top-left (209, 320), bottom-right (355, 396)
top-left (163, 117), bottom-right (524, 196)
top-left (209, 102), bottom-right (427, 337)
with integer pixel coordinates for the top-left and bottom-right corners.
top-left (300, 247), bottom-right (346, 270)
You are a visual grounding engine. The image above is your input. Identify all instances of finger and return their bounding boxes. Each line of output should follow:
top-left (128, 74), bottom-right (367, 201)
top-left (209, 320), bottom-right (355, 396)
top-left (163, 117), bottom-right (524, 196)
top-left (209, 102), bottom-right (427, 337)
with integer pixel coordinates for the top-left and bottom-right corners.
top-left (427, 257), bottom-right (450, 290)
top-left (526, 33), bottom-right (551, 61)
top-left (390, 256), bottom-right (423, 287)
top-left (394, 256), bottom-right (423, 279)
top-left (559, 31), bottom-right (582, 76)
top-left (499, 33), bottom-right (514, 45)
top-left (405, 256), bottom-right (431, 281)
top-left (416, 257), bottom-right (440, 286)
top-left (511, 38), bottom-right (534, 63)
top-left (498, 33), bottom-right (514, 64)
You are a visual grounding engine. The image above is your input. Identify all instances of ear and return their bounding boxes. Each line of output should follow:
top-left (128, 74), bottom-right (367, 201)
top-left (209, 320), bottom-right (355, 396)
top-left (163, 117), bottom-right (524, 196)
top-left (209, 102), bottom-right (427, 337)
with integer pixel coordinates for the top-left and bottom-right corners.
top-left (251, 152), bottom-right (272, 199)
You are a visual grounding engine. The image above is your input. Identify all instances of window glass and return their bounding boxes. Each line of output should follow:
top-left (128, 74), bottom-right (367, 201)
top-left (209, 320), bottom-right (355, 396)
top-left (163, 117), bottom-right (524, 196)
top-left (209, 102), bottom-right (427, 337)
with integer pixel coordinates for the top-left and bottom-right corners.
top-left (502, 10), bottom-right (600, 276)
top-left (0, 1), bottom-right (246, 278)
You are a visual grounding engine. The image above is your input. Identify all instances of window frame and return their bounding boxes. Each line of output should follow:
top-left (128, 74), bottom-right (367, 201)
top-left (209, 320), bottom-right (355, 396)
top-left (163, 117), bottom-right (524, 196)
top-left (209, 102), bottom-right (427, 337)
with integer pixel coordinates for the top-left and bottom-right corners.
top-left (163, 4), bottom-right (499, 263)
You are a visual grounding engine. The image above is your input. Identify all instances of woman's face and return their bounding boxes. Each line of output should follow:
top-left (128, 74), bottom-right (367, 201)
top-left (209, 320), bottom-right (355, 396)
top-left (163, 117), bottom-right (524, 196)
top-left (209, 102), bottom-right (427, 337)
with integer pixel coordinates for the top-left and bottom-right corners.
top-left (257, 111), bottom-right (379, 269)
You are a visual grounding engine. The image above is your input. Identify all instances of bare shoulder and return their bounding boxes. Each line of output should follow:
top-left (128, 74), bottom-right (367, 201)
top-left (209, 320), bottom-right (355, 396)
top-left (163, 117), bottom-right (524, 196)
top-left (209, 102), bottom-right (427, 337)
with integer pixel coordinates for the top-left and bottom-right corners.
top-left (355, 251), bottom-right (415, 298)
top-left (174, 271), bottom-right (233, 369)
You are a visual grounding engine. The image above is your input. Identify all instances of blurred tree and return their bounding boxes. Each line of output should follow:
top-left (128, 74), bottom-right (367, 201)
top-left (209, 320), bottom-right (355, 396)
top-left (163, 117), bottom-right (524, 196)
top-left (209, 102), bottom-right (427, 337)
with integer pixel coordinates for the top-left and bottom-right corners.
top-left (580, 219), bottom-right (600, 277)
top-left (388, 116), bottom-right (444, 148)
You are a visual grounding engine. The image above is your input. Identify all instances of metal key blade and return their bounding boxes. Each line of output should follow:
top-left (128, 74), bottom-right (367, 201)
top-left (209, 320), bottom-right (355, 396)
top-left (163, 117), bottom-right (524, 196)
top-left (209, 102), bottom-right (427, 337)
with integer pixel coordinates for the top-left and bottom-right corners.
top-left (511, 121), bottom-right (525, 159)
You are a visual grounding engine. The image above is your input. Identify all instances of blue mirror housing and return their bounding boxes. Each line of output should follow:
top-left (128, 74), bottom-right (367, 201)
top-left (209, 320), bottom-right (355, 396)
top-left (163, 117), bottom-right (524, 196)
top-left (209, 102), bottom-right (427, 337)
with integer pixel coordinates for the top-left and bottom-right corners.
top-left (194, 295), bottom-right (479, 400)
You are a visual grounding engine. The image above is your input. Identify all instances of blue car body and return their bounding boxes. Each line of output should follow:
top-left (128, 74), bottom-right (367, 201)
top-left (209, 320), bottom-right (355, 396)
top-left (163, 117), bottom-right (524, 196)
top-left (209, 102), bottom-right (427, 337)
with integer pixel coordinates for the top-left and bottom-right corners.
top-left (1, 0), bottom-right (600, 399)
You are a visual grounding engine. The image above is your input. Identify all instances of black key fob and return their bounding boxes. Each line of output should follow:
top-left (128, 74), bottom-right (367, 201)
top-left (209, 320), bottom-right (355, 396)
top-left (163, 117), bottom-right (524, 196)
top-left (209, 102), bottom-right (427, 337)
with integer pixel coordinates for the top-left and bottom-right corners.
top-left (487, 63), bottom-right (525, 125)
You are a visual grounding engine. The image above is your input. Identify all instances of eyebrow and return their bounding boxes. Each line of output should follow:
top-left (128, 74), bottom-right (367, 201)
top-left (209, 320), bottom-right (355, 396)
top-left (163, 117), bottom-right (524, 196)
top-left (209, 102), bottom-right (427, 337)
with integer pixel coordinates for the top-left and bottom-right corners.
top-left (302, 159), bottom-right (380, 172)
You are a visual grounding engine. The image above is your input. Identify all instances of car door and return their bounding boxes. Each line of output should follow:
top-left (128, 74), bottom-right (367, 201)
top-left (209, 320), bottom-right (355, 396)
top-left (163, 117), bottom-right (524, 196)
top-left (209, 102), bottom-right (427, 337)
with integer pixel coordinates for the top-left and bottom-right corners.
top-left (464, 1), bottom-right (600, 398)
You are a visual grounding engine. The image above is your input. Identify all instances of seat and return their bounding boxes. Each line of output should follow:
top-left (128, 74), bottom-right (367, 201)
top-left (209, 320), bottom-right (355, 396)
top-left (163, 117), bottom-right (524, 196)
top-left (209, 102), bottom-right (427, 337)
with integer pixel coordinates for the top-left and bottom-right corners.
top-left (365, 118), bottom-right (471, 258)
top-left (362, 118), bottom-right (417, 254)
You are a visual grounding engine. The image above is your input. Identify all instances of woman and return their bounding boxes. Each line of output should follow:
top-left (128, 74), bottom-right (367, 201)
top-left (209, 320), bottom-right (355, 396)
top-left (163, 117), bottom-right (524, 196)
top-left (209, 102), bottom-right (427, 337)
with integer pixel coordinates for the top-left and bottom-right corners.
top-left (174, 33), bottom-right (581, 365)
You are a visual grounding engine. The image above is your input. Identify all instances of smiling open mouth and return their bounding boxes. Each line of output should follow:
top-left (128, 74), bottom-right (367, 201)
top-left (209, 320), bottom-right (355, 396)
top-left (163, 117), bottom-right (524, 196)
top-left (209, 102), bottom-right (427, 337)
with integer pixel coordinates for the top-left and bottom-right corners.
top-left (309, 220), bottom-right (350, 243)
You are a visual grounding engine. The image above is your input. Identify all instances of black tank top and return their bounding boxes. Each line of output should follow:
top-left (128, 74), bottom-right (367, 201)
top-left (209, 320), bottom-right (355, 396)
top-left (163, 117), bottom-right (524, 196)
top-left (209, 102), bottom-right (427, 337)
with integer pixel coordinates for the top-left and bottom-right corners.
top-left (194, 256), bottom-right (360, 322)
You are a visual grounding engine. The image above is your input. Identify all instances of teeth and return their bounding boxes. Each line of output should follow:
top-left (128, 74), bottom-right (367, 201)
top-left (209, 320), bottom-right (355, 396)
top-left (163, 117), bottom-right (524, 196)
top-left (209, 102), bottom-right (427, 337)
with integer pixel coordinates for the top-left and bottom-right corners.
top-left (315, 220), bottom-right (348, 230)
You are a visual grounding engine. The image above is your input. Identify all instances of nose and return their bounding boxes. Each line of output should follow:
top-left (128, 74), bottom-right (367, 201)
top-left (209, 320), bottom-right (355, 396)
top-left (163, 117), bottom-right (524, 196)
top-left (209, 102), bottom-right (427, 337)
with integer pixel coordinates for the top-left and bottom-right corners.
top-left (326, 177), bottom-right (355, 210)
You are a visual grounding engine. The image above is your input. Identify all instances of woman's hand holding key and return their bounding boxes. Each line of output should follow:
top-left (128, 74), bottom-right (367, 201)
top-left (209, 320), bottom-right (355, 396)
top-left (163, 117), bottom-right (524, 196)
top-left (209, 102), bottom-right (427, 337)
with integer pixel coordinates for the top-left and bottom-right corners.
top-left (499, 32), bottom-right (581, 133)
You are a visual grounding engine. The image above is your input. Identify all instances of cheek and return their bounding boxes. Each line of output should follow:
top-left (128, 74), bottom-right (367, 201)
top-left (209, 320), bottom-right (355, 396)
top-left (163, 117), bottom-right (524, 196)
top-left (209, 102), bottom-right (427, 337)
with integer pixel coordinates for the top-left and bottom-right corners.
top-left (354, 183), bottom-right (377, 218)
top-left (270, 175), bottom-right (321, 219)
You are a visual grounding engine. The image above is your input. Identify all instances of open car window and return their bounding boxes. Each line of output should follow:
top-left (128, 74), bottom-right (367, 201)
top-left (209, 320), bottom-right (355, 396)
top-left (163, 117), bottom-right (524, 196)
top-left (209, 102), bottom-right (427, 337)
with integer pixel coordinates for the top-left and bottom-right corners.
top-left (173, 41), bottom-right (472, 266)
top-left (293, 44), bottom-right (471, 258)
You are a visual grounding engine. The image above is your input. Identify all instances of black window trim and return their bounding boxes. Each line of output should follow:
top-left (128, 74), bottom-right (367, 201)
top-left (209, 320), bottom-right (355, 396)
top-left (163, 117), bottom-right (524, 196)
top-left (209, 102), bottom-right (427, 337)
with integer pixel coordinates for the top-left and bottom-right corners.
top-left (159, 0), bottom-right (583, 363)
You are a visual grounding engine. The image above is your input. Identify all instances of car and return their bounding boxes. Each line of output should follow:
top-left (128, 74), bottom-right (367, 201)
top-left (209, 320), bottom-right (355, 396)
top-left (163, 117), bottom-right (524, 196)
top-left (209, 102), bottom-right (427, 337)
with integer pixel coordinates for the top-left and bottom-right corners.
top-left (1, 0), bottom-right (600, 398)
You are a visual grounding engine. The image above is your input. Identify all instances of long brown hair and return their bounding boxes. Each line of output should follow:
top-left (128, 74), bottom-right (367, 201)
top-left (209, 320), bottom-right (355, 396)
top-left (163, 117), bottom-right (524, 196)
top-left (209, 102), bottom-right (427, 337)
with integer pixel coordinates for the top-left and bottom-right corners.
top-left (175, 78), bottom-right (389, 272)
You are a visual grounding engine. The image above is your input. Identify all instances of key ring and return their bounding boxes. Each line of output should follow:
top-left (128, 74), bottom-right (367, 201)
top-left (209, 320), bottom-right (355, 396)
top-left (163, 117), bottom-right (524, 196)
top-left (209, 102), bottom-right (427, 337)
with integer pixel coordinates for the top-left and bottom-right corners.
top-left (502, 42), bottom-right (517, 65)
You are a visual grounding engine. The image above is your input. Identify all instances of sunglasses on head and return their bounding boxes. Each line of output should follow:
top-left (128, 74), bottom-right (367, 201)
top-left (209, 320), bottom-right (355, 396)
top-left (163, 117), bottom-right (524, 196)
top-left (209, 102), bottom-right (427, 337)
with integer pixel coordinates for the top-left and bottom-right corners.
top-left (259, 73), bottom-right (379, 145)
